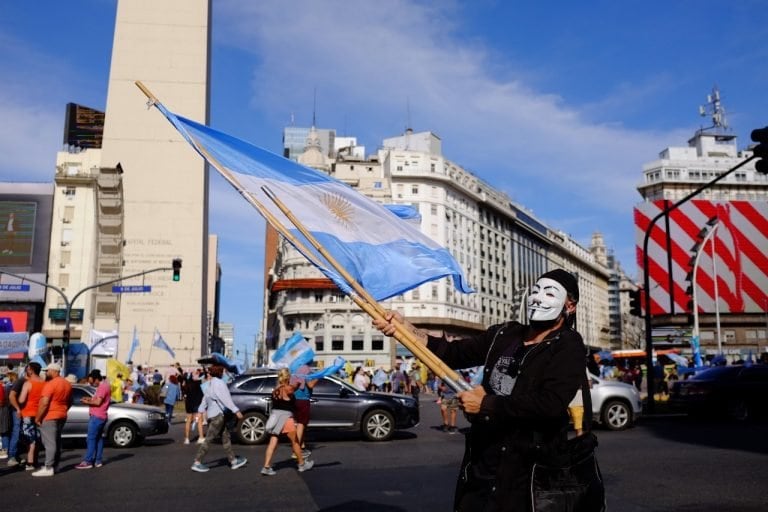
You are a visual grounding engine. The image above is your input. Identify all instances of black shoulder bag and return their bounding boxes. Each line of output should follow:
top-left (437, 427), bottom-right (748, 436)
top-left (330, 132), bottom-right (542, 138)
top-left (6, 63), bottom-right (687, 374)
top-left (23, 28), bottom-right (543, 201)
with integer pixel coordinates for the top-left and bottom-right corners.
top-left (530, 374), bottom-right (606, 512)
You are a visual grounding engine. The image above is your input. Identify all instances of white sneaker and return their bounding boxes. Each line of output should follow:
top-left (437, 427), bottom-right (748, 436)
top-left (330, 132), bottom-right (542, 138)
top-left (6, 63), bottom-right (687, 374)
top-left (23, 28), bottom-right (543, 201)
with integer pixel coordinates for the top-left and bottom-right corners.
top-left (197, 437), bottom-right (205, 444)
top-left (32, 467), bottom-right (54, 477)
top-left (184, 438), bottom-right (190, 445)
top-left (297, 459), bottom-right (314, 473)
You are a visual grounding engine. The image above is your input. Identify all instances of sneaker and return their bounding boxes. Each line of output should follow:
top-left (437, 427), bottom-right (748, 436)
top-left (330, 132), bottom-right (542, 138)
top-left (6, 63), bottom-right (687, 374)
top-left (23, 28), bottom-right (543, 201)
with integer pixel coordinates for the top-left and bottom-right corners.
top-left (448, 426), bottom-right (458, 434)
top-left (197, 437), bottom-right (205, 444)
top-left (31, 467), bottom-right (54, 477)
top-left (184, 438), bottom-right (190, 445)
top-left (297, 459), bottom-right (315, 473)
top-left (75, 461), bottom-right (93, 470)
top-left (25, 464), bottom-right (36, 471)
top-left (0, 449), bottom-right (7, 459)
top-left (260, 466), bottom-right (276, 476)
top-left (7, 457), bottom-right (19, 467)
top-left (190, 462), bottom-right (209, 473)
top-left (230, 456), bottom-right (247, 470)
top-left (440, 424), bottom-right (449, 432)
top-left (95, 462), bottom-right (103, 468)
top-left (291, 449), bottom-right (312, 460)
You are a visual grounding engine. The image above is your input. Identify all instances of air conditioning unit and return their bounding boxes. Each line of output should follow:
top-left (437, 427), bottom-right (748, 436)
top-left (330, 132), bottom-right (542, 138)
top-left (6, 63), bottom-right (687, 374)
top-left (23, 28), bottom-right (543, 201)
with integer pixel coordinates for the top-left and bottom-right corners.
top-left (59, 263), bottom-right (66, 268)
top-left (62, 218), bottom-right (71, 224)
top-left (60, 241), bottom-right (70, 247)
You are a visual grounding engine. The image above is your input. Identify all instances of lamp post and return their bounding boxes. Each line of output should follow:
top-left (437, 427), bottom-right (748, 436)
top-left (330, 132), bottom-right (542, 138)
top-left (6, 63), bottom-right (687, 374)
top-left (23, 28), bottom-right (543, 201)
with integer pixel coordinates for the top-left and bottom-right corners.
top-left (0, 264), bottom-right (178, 371)
top-left (688, 217), bottom-right (721, 355)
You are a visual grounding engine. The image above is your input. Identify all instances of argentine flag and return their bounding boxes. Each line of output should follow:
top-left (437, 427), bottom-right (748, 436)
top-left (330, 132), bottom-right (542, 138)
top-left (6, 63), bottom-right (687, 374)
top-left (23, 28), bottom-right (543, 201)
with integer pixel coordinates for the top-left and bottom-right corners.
top-left (271, 332), bottom-right (315, 373)
top-left (151, 100), bottom-right (473, 301)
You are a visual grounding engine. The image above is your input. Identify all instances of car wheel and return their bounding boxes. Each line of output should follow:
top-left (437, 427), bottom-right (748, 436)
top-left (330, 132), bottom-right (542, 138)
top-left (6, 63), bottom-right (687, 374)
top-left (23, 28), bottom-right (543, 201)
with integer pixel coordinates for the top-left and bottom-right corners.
top-left (109, 420), bottom-right (139, 448)
top-left (237, 411), bottom-right (268, 445)
top-left (601, 400), bottom-right (632, 431)
top-left (362, 409), bottom-right (394, 442)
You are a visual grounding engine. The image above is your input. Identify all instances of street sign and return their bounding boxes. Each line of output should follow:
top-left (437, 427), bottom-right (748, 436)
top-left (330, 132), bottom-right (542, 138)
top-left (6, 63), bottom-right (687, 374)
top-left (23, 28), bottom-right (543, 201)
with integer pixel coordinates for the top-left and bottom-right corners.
top-left (48, 308), bottom-right (84, 321)
top-left (0, 284), bottom-right (31, 291)
top-left (112, 285), bottom-right (152, 293)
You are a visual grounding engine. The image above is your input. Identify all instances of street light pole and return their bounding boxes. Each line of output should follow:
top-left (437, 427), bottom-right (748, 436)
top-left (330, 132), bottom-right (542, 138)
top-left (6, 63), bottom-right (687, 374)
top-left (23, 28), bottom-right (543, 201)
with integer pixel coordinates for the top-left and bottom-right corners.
top-left (641, 154), bottom-right (755, 414)
top-left (689, 219), bottom-right (720, 354)
top-left (0, 265), bottom-right (176, 371)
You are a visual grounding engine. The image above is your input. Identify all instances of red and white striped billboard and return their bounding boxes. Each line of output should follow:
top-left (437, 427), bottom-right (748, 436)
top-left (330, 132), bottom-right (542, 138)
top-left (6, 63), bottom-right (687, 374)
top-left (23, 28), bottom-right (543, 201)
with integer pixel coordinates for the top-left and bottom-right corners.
top-left (635, 199), bottom-right (768, 316)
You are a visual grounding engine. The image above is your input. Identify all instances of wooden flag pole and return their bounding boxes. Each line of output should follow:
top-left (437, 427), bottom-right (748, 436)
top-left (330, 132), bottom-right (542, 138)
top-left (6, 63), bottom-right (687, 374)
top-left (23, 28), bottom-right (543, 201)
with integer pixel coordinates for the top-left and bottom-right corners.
top-left (133, 81), bottom-right (470, 392)
top-left (260, 186), bottom-right (471, 392)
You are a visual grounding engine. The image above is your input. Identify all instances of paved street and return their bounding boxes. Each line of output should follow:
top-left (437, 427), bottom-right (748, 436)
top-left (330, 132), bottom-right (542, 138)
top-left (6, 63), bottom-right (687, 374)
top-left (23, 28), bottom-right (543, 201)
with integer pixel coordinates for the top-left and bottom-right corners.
top-left (1, 399), bottom-right (766, 511)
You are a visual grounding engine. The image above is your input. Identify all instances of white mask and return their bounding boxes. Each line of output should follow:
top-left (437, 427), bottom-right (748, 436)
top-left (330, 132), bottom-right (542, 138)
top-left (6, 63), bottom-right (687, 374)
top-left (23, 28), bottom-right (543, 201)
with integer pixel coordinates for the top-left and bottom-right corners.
top-left (527, 277), bottom-right (568, 322)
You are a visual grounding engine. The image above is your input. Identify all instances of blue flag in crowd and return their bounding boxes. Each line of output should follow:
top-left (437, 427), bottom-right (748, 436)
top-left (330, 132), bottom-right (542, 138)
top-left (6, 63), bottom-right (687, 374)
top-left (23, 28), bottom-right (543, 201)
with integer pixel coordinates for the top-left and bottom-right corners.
top-left (152, 328), bottom-right (175, 359)
top-left (305, 356), bottom-right (347, 380)
top-left (209, 352), bottom-right (244, 375)
top-left (271, 332), bottom-right (315, 373)
top-left (126, 326), bottom-right (140, 363)
top-left (151, 100), bottom-right (473, 301)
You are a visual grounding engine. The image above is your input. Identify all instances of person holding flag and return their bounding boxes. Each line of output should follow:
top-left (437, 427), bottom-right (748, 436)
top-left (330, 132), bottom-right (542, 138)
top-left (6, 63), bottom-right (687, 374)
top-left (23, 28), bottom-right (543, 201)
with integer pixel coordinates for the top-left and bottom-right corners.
top-left (374, 269), bottom-right (593, 511)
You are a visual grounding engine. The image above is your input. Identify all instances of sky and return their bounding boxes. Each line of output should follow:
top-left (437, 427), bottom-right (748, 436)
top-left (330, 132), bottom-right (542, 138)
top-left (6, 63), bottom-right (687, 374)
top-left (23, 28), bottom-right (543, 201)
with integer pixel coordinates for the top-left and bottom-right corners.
top-left (1, 0), bottom-right (767, 363)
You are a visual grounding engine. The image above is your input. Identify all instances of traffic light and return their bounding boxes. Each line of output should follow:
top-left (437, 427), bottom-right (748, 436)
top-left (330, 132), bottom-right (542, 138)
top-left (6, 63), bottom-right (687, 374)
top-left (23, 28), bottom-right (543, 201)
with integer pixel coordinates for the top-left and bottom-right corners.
top-left (172, 258), bottom-right (182, 281)
top-left (629, 289), bottom-right (642, 317)
top-left (751, 126), bottom-right (768, 174)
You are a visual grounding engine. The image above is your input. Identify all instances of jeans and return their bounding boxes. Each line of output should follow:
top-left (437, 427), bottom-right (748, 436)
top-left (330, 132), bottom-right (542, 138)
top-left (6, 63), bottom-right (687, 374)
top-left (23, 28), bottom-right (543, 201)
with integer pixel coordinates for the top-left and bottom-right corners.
top-left (165, 403), bottom-right (174, 424)
top-left (8, 409), bottom-right (21, 459)
top-left (84, 416), bottom-right (107, 464)
top-left (40, 419), bottom-right (66, 469)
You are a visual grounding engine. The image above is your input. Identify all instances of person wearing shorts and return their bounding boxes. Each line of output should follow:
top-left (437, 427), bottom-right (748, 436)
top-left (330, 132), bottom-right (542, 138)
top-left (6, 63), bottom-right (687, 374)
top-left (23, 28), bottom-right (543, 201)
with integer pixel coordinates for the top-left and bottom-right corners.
top-left (19, 362), bottom-right (45, 471)
top-left (290, 364), bottom-right (317, 458)
top-left (439, 380), bottom-right (459, 434)
top-left (261, 368), bottom-right (313, 476)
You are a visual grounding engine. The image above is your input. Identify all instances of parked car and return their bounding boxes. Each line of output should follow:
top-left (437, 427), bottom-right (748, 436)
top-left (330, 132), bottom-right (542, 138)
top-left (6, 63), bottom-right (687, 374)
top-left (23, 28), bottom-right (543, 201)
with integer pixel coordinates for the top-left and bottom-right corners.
top-left (62, 384), bottom-right (169, 448)
top-left (588, 373), bottom-right (642, 431)
top-left (669, 364), bottom-right (768, 421)
top-left (228, 368), bottom-right (420, 445)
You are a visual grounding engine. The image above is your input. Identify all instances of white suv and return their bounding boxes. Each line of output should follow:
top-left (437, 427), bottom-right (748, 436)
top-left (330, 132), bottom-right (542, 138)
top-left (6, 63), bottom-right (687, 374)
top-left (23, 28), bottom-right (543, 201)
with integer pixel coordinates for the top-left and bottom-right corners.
top-left (588, 373), bottom-right (642, 431)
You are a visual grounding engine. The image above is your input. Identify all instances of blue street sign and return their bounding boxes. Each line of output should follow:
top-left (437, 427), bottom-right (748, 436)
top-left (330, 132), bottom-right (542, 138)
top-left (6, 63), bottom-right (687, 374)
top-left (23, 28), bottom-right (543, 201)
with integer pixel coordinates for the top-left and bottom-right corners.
top-left (112, 285), bottom-right (152, 293)
top-left (0, 284), bottom-right (31, 291)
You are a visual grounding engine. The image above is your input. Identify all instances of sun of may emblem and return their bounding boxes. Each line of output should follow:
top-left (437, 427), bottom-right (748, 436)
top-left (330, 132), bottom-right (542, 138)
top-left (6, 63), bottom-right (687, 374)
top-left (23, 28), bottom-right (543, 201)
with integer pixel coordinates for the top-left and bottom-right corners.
top-left (321, 193), bottom-right (354, 227)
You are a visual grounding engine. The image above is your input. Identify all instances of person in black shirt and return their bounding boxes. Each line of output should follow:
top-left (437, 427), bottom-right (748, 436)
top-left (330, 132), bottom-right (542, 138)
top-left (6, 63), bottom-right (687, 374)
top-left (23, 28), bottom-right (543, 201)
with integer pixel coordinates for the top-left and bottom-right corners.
top-left (374, 269), bottom-right (586, 511)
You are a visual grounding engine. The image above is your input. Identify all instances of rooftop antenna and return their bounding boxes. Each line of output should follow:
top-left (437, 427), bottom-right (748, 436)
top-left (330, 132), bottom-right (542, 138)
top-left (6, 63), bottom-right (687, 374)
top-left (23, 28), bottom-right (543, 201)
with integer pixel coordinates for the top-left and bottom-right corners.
top-left (405, 97), bottom-right (412, 149)
top-left (698, 85), bottom-right (729, 133)
top-left (312, 87), bottom-right (317, 128)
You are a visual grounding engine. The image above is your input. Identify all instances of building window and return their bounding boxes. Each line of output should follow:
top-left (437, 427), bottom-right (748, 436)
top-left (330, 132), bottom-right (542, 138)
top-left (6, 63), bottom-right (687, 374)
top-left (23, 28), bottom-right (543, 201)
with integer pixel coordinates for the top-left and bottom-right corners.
top-left (332, 336), bottom-right (344, 351)
top-left (63, 187), bottom-right (76, 197)
top-left (314, 292), bottom-right (323, 302)
top-left (411, 185), bottom-right (419, 195)
top-left (371, 336), bottom-right (384, 351)
top-left (373, 181), bottom-right (382, 189)
top-left (59, 273), bottom-right (69, 288)
top-left (315, 336), bottom-right (324, 352)
top-left (352, 337), bottom-right (364, 351)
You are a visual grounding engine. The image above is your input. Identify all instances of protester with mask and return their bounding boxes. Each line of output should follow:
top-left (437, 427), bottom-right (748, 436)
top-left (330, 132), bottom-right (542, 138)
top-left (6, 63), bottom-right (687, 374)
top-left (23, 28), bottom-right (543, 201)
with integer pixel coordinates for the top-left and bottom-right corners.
top-left (373, 269), bottom-right (586, 511)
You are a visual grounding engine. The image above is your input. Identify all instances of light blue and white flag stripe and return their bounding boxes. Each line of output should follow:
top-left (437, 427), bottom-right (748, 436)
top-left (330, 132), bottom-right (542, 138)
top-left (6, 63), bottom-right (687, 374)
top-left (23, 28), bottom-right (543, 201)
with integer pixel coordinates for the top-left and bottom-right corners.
top-left (126, 326), bottom-right (140, 363)
top-left (152, 328), bottom-right (176, 359)
top-left (271, 332), bottom-right (315, 373)
top-left (152, 102), bottom-right (473, 301)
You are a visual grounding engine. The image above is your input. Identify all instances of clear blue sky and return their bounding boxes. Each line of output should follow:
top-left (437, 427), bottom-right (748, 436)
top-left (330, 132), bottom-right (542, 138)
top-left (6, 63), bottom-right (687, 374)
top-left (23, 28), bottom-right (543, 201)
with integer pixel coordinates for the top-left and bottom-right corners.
top-left (2, 0), bottom-right (767, 362)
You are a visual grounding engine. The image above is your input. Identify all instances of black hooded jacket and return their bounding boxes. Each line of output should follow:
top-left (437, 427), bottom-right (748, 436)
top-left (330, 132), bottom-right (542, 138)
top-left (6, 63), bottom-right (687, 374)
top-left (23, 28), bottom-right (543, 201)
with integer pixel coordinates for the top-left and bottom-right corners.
top-left (427, 321), bottom-right (586, 511)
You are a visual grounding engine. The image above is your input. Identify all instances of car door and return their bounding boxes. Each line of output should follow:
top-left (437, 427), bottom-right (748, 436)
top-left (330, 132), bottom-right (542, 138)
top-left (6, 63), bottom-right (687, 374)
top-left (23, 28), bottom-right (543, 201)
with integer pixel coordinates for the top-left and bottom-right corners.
top-left (308, 377), bottom-right (359, 427)
top-left (63, 387), bottom-right (92, 437)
